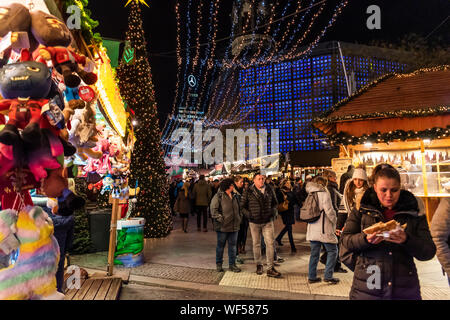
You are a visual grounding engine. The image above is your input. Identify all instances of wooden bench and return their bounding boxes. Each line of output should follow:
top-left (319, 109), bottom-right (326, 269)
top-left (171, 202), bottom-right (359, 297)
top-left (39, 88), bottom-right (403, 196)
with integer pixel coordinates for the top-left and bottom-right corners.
top-left (64, 276), bottom-right (122, 300)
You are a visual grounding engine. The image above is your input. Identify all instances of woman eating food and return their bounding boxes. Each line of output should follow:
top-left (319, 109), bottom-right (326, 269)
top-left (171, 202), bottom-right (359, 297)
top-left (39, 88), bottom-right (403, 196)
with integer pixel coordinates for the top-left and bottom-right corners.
top-left (340, 163), bottom-right (436, 300)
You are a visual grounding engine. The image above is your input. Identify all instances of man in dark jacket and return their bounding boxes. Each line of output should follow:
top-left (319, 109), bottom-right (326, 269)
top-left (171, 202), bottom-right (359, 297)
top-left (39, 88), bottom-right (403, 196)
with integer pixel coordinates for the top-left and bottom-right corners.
top-left (241, 173), bottom-right (281, 278)
top-left (339, 165), bottom-right (355, 194)
top-left (210, 179), bottom-right (242, 273)
top-left (193, 175), bottom-right (212, 232)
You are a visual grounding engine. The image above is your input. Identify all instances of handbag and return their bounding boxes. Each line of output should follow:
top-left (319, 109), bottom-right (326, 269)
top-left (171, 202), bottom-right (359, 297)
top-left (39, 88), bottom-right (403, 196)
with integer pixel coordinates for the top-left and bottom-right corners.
top-left (277, 191), bottom-right (289, 212)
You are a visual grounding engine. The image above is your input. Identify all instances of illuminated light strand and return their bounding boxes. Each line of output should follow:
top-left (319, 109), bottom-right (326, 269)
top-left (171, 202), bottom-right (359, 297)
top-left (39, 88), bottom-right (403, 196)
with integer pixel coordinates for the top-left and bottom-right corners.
top-left (274, 0), bottom-right (315, 61)
top-left (163, 0), bottom-right (221, 153)
top-left (162, 0), bottom-right (193, 151)
top-left (161, 1), bottom-right (182, 140)
top-left (277, 0), bottom-right (349, 62)
top-left (252, 0), bottom-right (291, 66)
top-left (273, 0), bottom-right (326, 62)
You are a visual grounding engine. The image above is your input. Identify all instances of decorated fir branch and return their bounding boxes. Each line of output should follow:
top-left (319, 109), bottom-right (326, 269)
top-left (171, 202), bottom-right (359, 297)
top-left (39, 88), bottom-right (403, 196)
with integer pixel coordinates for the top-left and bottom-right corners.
top-left (116, 1), bottom-right (172, 238)
top-left (328, 125), bottom-right (450, 146)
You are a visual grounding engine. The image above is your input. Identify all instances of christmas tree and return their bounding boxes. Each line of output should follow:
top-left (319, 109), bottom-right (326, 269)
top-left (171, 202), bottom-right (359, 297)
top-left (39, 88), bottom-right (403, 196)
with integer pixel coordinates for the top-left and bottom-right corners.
top-left (117, 1), bottom-right (172, 238)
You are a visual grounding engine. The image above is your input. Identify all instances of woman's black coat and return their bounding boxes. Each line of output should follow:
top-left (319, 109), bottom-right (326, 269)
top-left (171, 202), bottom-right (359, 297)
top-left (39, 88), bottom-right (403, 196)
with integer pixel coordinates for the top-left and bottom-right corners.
top-left (340, 188), bottom-right (436, 300)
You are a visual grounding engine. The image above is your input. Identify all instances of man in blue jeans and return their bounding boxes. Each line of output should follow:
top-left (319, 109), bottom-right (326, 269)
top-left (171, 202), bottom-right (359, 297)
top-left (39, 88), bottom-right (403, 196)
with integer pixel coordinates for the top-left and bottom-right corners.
top-left (210, 179), bottom-right (243, 273)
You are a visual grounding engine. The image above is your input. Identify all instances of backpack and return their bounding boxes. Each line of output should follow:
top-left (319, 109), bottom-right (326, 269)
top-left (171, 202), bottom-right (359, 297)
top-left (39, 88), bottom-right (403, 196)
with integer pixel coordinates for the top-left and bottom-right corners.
top-left (299, 191), bottom-right (323, 223)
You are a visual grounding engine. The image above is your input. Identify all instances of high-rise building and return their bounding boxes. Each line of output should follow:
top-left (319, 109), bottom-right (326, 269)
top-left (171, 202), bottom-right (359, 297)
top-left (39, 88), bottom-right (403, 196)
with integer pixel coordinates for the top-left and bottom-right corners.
top-left (237, 41), bottom-right (410, 158)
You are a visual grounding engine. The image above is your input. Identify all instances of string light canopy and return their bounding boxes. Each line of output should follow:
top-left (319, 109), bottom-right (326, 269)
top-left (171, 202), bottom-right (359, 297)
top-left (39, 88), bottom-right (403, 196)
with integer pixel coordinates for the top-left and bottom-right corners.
top-left (162, 0), bottom-right (349, 157)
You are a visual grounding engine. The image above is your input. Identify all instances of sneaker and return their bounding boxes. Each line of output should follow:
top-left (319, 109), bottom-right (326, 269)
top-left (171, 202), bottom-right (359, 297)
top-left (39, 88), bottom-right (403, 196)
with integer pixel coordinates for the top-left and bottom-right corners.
top-left (324, 278), bottom-right (340, 284)
top-left (308, 277), bottom-right (322, 284)
top-left (236, 256), bottom-right (244, 264)
top-left (266, 267), bottom-right (282, 278)
top-left (276, 239), bottom-right (283, 246)
top-left (276, 257), bottom-right (285, 263)
top-left (229, 265), bottom-right (241, 273)
top-left (216, 264), bottom-right (224, 272)
top-left (334, 267), bottom-right (348, 273)
top-left (256, 264), bottom-right (263, 275)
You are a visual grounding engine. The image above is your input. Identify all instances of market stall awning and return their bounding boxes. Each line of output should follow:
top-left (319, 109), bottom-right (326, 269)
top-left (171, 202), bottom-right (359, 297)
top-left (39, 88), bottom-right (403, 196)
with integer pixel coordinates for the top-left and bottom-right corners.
top-left (313, 65), bottom-right (450, 143)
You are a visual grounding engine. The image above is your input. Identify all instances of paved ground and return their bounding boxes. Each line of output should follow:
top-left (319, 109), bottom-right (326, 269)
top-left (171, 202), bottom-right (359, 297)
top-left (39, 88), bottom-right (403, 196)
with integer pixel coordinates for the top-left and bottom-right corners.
top-left (71, 214), bottom-right (450, 300)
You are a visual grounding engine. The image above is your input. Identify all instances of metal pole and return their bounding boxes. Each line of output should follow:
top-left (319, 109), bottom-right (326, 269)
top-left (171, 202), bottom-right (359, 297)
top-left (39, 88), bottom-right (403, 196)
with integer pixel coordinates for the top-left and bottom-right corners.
top-left (337, 41), bottom-right (352, 96)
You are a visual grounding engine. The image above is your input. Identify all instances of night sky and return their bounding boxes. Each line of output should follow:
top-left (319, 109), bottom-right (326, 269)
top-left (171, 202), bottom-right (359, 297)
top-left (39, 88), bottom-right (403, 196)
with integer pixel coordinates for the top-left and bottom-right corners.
top-left (88, 0), bottom-right (449, 128)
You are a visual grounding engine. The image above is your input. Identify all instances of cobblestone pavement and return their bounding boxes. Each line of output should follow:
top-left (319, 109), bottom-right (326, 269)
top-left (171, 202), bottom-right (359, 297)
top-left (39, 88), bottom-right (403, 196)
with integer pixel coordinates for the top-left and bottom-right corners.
top-left (71, 215), bottom-right (450, 300)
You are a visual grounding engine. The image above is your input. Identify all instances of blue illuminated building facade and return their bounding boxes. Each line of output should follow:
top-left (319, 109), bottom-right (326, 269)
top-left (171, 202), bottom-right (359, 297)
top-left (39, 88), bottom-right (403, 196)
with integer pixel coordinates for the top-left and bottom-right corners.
top-left (238, 41), bottom-right (408, 155)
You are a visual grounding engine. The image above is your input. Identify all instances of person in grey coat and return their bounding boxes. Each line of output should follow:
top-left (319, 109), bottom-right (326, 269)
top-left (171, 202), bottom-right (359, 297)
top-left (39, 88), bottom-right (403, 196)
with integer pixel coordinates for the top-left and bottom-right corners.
top-left (305, 176), bottom-right (340, 284)
top-left (210, 178), bottom-right (243, 273)
top-left (430, 197), bottom-right (450, 286)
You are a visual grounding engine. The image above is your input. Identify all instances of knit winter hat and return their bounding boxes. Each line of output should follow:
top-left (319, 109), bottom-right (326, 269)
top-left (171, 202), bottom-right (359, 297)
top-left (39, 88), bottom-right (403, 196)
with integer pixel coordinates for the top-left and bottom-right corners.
top-left (352, 168), bottom-right (368, 181)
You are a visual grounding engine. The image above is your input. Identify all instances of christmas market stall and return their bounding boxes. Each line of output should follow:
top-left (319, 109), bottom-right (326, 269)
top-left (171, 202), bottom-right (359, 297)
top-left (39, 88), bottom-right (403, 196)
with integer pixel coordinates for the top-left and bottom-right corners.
top-left (0, 0), bottom-right (137, 299)
top-left (313, 65), bottom-right (450, 222)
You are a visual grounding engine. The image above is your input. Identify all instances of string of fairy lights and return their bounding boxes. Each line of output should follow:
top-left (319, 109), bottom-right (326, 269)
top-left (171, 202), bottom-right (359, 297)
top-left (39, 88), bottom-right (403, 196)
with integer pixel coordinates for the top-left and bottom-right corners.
top-left (161, 0), bottom-right (349, 155)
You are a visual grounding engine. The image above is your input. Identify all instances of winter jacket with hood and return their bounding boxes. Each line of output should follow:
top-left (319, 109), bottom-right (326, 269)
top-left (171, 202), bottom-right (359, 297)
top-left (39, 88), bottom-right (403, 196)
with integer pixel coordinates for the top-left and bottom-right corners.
top-left (430, 197), bottom-right (450, 276)
top-left (240, 184), bottom-right (278, 225)
top-left (210, 190), bottom-right (242, 232)
top-left (341, 187), bottom-right (436, 300)
top-left (305, 182), bottom-right (338, 244)
top-left (193, 180), bottom-right (212, 206)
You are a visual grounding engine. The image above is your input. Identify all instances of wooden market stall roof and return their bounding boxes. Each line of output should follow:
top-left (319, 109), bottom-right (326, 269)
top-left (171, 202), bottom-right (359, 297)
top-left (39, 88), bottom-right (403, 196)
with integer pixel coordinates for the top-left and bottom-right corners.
top-left (313, 65), bottom-right (450, 140)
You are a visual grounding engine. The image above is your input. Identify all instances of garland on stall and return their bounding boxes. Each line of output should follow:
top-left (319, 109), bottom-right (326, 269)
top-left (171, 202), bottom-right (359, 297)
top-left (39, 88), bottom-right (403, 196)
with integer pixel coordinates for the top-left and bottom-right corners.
top-left (313, 65), bottom-right (450, 123)
top-left (328, 125), bottom-right (450, 146)
top-left (313, 106), bottom-right (449, 124)
top-left (62, 0), bottom-right (102, 44)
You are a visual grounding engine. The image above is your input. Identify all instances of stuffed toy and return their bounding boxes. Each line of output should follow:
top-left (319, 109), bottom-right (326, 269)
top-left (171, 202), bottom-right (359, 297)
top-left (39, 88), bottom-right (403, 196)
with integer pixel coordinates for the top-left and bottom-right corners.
top-left (0, 206), bottom-right (64, 300)
top-left (29, 10), bottom-right (71, 48)
top-left (0, 60), bottom-right (77, 182)
top-left (100, 174), bottom-right (114, 195)
top-left (0, 3), bottom-right (39, 64)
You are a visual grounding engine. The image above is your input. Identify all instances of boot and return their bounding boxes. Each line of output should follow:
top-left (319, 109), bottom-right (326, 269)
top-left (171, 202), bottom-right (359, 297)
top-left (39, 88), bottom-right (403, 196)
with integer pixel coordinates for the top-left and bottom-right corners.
top-left (216, 263), bottom-right (224, 272)
top-left (266, 267), bottom-right (282, 278)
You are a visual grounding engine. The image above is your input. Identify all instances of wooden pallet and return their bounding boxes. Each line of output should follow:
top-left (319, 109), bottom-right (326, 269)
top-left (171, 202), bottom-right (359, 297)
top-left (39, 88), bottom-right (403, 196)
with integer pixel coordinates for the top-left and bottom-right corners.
top-left (64, 276), bottom-right (122, 300)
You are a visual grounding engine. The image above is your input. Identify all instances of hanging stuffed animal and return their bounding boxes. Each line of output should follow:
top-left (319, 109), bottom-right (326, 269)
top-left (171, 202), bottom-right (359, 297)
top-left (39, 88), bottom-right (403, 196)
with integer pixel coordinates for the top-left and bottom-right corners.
top-left (100, 174), bottom-right (114, 195)
top-left (0, 3), bottom-right (39, 65)
top-left (30, 10), bottom-right (97, 88)
top-left (0, 206), bottom-right (63, 300)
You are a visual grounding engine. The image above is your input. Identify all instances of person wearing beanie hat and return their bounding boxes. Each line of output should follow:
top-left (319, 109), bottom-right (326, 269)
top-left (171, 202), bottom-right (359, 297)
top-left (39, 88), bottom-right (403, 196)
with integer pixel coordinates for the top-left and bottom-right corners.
top-left (352, 168), bottom-right (368, 182)
top-left (342, 167), bottom-right (370, 215)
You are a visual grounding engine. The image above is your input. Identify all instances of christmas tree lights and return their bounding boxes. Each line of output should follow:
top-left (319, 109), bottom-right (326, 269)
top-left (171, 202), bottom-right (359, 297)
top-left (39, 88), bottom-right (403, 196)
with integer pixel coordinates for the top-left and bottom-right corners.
top-left (117, 1), bottom-right (172, 238)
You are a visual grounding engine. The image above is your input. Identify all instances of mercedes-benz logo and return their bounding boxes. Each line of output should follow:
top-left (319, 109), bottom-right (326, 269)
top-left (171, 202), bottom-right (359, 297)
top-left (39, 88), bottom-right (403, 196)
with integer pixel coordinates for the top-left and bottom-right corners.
top-left (188, 75), bottom-right (197, 88)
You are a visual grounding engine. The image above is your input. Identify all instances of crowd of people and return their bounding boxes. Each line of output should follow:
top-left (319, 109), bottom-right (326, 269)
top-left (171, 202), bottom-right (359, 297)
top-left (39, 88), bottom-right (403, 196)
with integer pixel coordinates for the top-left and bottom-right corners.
top-left (168, 163), bottom-right (449, 300)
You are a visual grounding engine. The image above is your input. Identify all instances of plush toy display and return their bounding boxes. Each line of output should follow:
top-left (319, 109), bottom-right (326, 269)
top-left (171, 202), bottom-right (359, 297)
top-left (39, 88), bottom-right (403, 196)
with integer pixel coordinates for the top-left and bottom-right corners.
top-left (0, 206), bottom-right (63, 300)
top-left (100, 174), bottom-right (114, 195)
